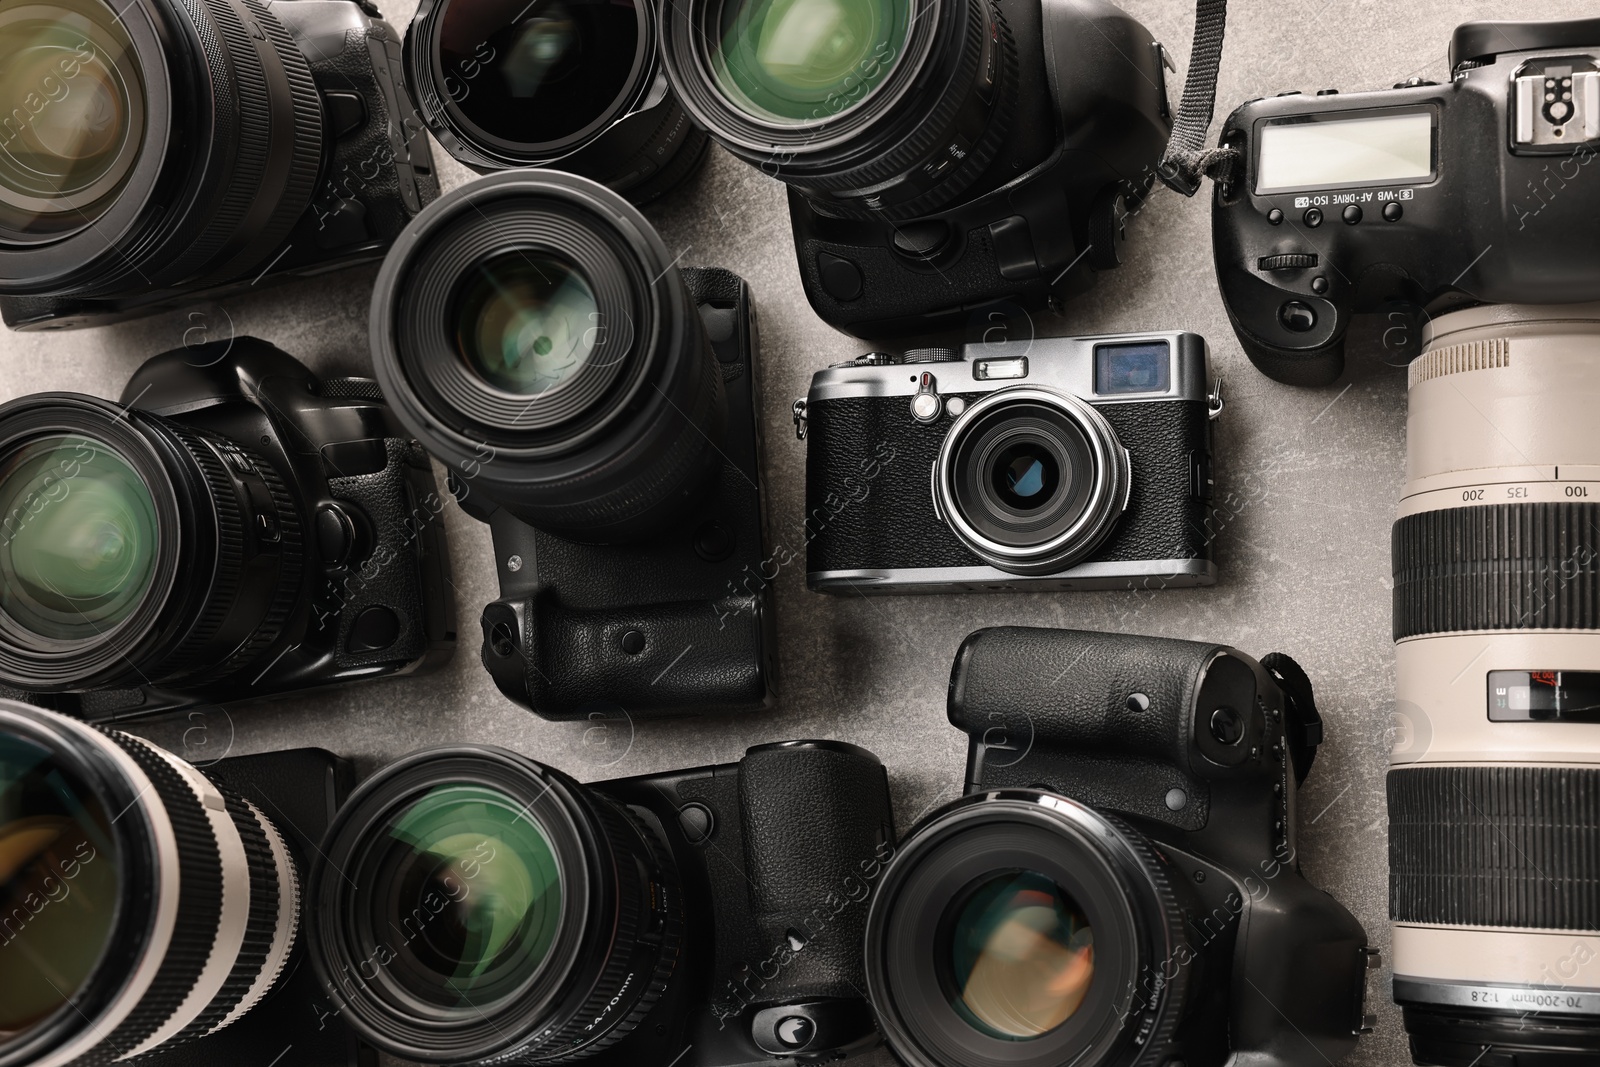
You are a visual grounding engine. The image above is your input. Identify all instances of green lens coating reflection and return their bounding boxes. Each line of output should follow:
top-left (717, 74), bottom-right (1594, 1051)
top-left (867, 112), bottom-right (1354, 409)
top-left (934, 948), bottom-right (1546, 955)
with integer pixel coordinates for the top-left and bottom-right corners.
top-left (0, 435), bottom-right (159, 642)
top-left (377, 783), bottom-right (563, 1004)
top-left (711, 0), bottom-right (911, 124)
top-left (0, 733), bottom-right (119, 1039)
top-left (453, 252), bottom-right (600, 397)
top-left (946, 869), bottom-right (1095, 1040)
top-left (0, 0), bottom-right (147, 235)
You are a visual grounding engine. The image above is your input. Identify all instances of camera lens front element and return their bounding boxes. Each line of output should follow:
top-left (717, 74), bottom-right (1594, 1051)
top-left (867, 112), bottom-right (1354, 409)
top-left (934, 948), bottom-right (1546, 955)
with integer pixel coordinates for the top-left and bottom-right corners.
top-left (0, 434), bottom-right (158, 641)
top-left (452, 251), bottom-right (600, 397)
top-left (362, 782), bottom-right (565, 1008)
top-left (943, 869), bottom-right (1095, 1040)
top-left (436, 0), bottom-right (643, 151)
top-left (0, 700), bottom-right (300, 1067)
top-left (866, 791), bottom-right (1187, 1067)
top-left (708, 0), bottom-right (911, 125)
top-left (308, 747), bottom-right (681, 1066)
top-left (0, 0), bottom-right (146, 239)
top-left (935, 388), bottom-right (1130, 576)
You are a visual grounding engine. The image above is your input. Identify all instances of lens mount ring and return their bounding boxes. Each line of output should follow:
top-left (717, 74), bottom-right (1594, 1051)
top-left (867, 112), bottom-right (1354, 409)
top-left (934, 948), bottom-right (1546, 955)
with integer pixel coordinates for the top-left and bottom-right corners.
top-left (306, 745), bottom-right (681, 1065)
top-left (865, 790), bottom-right (1188, 1067)
top-left (934, 386), bottom-right (1130, 576)
top-left (405, 0), bottom-right (655, 170)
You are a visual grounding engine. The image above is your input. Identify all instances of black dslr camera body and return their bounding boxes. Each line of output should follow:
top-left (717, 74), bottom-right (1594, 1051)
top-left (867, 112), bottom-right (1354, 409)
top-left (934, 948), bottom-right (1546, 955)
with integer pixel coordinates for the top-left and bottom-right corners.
top-left (458, 266), bottom-right (774, 720)
top-left (0, 0), bottom-right (437, 331)
top-left (308, 740), bottom-right (896, 1067)
top-left (1212, 17), bottom-right (1600, 386)
top-left (658, 0), bottom-right (1171, 339)
top-left (790, 0), bottom-right (1171, 338)
top-left (864, 627), bottom-right (1373, 1067)
top-left (798, 331), bottom-right (1217, 594)
top-left (0, 338), bottom-right (455, 721)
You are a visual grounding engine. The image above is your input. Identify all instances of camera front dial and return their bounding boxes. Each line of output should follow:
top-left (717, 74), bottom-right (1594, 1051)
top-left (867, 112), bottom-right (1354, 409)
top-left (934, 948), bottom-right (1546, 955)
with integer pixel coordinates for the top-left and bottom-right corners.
top-left (933, 387), bottom-right (1131, 575)
top-left (865, 790), bottom-right (1188, 1067)
top-left (307, 747), bottom-right (681, 1066)
top-left (0, 700), bottom-right (300, 1067)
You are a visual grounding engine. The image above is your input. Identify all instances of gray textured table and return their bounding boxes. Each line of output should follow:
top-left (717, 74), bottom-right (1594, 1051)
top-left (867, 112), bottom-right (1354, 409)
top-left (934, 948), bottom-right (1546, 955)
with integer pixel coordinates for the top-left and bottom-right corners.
top-left (2, 1), bottom-right (1580, 1063)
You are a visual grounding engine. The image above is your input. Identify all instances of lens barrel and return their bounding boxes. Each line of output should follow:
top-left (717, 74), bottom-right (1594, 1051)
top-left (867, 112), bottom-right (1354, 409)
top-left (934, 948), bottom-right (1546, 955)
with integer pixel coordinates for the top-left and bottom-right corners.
top-left (370, 170), bottom-right (727, 543)
top-left (306, 746), bottom-right (681, 1065)
top-left (933, 387), bottom-right (1130, 575)
top-left (0, 700), bottom-right (299, 1067)
top-left (1390, 304), bottom-right (1600, 1065)
top-left (866, 790), bottom-right (1189, 1067)
top-left (660, 0), bottom-right (1015, 221)
top-left (405, 0), bottom-right (708, 202)
top-left (0, 393), bottom-right (301, 693)
top-left (0, 0), bottom-right (323, 298)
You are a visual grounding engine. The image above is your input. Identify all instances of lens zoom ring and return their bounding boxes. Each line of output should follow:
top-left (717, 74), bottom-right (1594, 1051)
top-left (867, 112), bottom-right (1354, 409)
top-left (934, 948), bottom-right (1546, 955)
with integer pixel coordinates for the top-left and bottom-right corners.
top-left (141, 425), bottom-right (249, 683)
top-left (1101, 810), bottom-right (1191, 1053)
top-left (495, 795), bottom-right (682, 1063)
top-left (76, 733), bottom-right (225, 1064)
top-left (1388, 766), bottom-right (1600, 930)
top-left (1393, 503), bottom-right (1600, 639)
top-left (205, 454), bottom-right (303, 683)
top-left (162, 791), bottom-right (288, 1042)
top-left (145, 0), bottom-right (274, 285)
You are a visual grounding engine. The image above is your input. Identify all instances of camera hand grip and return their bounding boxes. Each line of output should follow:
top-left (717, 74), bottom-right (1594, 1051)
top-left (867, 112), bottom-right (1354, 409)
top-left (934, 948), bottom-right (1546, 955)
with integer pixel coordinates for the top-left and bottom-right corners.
top-left (484, 591), bottom-right (769, 721)
top-left (737, 741), bottom-right (894, 1004)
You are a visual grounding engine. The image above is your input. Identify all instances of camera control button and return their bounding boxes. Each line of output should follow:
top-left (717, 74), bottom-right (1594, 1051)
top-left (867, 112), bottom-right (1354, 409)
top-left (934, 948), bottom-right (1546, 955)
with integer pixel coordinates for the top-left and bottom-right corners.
top-left (1209, 706), bottom-right (1245, 745)
top-left (1383, 201), bottom-right (1403, 221)
top-left (1311, 275), bottom-right (1329, 294)
top-left (1342, 204), bottom-right (1363, 225)
top-left (693, 522), bottom-right (735, 562)
top-left (620, 629), bottom-right (646, 655)
top-left (1316, 88), bottom-right (1340, 95)
top-left (817, 253), bottom-right (863, 302)
top-left (892, 220), bottom-right (950, 258)
top-left (315, 503), bottom-right (357, 567)
top-left (1267, 208), bottom-right (1284, 225)
top-left (910, 372), bottom-right (941, 424)
top-left (1303, 207), bottom-right (1323, 227)
top-left (773, 1016), bottom-right (816, 1049)
top-left (677, 803), bottom-right (714, 844)
top-left (347, 606), bottom-right (400, 653)
top-left (1164, 788), bottom-right (1188, 811)
top-left (1278, 301), bottom-right (1318, 333)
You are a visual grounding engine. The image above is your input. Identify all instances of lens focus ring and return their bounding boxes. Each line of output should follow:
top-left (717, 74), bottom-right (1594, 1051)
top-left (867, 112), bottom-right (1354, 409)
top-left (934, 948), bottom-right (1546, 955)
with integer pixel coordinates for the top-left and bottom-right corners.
top-left (1392, 502), bottom-right (1600, 639)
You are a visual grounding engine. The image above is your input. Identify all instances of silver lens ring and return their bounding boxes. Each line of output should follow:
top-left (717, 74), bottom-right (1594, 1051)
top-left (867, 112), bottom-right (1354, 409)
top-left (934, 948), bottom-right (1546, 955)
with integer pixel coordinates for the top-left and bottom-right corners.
top-left (933, 386), bottom-right (1130, 575)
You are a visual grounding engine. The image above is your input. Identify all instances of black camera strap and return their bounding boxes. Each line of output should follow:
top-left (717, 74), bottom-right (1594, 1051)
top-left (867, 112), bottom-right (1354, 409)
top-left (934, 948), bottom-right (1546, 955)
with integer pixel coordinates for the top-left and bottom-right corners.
top-left (1156, 0), bottom-right (1238, 196)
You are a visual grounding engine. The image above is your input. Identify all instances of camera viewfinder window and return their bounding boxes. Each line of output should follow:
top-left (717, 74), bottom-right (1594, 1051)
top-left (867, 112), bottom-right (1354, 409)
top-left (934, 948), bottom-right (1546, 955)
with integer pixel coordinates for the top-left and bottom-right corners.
top-left (1093, 341), bottom-right (1170, 395)
top-left (1255, 110), bottom-right (1433, 194)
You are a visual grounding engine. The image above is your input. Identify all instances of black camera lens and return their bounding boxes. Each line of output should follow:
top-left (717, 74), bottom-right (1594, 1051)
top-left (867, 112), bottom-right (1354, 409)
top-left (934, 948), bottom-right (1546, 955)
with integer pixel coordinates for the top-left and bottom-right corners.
top-left (0, 0), bottom-right (146, 240)
top-left (662, 0), bottom-right (1011, 219)
top-left (935, 390), bottom-right (1130, 576)
top-left (942, 869), bottom-right (1096, 1039)
top-left (0, 396), bottom-right (300, 692)
top-left (372, 171), bottom-right (727, 542)
top-left (407, 0), bottom-right (707, 200)
top-left (0, 700), bottom-right (300, 1067)
top-left (452, 251), bottom-right (601, 397)
top-left (0, 0), bottom-right (325, 299)
top-left (867, 791), bottom-right (1187, 1067)
top-left (308, 747), bottom-right (681, 1065)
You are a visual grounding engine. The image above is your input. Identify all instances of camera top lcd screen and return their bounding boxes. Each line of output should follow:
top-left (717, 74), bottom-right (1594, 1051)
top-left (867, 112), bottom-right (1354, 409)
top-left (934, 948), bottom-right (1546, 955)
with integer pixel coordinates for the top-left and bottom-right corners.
top-left (1255, 110), bottom-right (1434, 194)
top-left (1094, 341), bottom-right (1170, 395)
